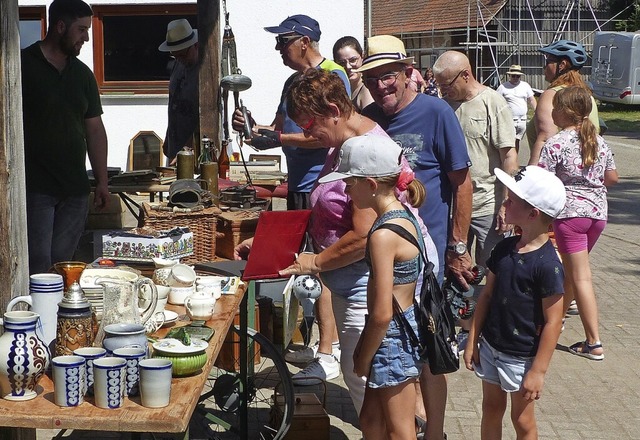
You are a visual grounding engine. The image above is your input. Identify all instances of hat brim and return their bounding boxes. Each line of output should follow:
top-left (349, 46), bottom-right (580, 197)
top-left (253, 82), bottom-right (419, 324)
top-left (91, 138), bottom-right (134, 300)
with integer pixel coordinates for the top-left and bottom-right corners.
top-left (264, 25), bottom-right (296, 35)
top-left (355, 57), bottom-right (414, 73)
top-left (494, 168), bottom-right (524, 203)
top-left (507, 71), bottom-right (524, 76)
top-left (318, 171), bottom-right (350, 184)
top-left (158, 30), bottom-right (198, 52)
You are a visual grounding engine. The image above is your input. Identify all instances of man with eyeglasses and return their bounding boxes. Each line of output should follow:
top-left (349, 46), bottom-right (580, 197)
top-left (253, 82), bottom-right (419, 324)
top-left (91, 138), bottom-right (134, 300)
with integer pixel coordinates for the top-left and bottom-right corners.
top-left (232, 14), bottom-right (350, 211)
top-left (432, 50), bottom-right (518, 360)
top-left (360, 35), bottom-right (473, 440)
top-left (496, 64), bottom-right (537, 152)
top-left (433, 51), bottom-right (517, 271)
top-left (158, 19), bottom-right (199, 164)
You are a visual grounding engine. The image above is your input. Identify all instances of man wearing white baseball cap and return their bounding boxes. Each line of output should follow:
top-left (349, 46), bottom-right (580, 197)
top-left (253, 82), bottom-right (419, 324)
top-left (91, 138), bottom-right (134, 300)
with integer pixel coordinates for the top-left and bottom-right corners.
top-left (159, 19), bottom-right (199, 163)
top-left (464, 165), bottom-right (565, 439)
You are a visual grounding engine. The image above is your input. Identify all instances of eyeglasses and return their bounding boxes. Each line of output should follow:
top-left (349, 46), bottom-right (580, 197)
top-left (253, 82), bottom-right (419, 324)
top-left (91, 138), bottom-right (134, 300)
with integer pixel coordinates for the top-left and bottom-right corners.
top-left (337, 56), bottom-right (361, 68)
top-left (297, 117), bottom-right (316, 133)
top-left (275, 34), bottom-right (302, 48)
top-left (363, 71), bottom-right (402, 89)
top-left (438, 69), bottom-right (466, 89)
top-left (544, 57), bottom-right (559, 66)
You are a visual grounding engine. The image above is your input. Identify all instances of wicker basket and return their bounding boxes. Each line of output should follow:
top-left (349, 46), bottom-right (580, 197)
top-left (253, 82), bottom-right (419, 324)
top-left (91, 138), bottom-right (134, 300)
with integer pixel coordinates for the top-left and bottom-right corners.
top-left (142, 202), bottom-right (222, 264)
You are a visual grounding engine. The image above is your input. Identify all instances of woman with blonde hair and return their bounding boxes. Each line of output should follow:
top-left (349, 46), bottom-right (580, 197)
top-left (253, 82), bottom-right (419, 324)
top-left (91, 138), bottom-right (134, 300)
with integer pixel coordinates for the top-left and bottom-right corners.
top-left (538, 86), bottom-right (618, 360)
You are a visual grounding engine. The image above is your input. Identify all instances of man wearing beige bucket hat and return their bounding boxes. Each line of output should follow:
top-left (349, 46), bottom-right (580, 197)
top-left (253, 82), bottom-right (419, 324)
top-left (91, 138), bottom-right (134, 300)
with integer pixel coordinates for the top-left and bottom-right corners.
top-left (159, 19), bottom-right (199, 163)
top-left (360, 35), bottom-right (474, 440)
top-left (497, 64), bottom-right (537, 152)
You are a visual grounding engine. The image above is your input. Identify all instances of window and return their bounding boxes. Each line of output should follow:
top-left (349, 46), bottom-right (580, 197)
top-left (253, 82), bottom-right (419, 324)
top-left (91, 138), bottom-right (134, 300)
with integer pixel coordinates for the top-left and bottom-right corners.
top-left (92, 4), bottom-right (197, 94)
top-left (19, 6), bottom-right (46, 49)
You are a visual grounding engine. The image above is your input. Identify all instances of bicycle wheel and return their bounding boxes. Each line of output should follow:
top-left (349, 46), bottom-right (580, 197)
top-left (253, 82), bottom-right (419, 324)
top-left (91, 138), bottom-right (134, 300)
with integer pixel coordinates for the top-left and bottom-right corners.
top-left (196, 326), bottom-right (295, 440)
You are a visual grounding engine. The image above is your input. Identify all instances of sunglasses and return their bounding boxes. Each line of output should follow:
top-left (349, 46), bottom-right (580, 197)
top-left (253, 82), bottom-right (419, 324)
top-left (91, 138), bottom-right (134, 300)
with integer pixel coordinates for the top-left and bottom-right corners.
top-left (363, 71), bottom-right (401, 89)
top-left (438, 69), bottom-right (466, 89)
top-left (297, 117), bottom-right (316, 133)
top-left (275, 34), bottom-right (302, 47)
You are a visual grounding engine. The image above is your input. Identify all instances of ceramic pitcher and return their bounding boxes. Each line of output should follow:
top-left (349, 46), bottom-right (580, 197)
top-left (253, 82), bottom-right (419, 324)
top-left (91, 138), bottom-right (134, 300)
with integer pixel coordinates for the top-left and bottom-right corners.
top-left (94, 277), bottom-right (158, 345)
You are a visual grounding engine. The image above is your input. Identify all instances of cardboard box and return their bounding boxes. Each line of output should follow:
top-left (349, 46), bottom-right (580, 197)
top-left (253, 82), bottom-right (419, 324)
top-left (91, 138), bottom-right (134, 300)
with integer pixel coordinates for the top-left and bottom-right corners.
top-left (229, 160), bottom-right (283, 183)
top-left (271, 393), bottom-right (329, 440)
top-left (102, 228), bottom-right (193, 262)
top-left (87, 194), bottom-right (125, 229)
top-left (215, 211), bottom-right (259, 259)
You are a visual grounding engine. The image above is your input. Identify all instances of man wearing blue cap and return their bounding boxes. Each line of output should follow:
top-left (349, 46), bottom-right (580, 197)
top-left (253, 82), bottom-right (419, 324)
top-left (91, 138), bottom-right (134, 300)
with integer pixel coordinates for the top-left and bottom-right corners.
top-left (232, 15), bottom-right (350, 386)
top-left (233, 14), bottom-right (350, 210)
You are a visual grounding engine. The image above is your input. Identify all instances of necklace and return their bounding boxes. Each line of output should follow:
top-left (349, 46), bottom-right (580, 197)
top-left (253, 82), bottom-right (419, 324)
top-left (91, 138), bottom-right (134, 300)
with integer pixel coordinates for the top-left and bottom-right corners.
top-left (379, 197), bottom-right (400, 215)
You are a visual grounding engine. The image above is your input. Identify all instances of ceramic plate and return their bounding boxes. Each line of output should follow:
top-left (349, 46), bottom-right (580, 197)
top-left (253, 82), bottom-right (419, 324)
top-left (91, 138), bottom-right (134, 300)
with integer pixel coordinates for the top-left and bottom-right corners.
top-left (163, 310), bottom-right (179, 323)
top-left (152, 337), bottom-right (207, 354)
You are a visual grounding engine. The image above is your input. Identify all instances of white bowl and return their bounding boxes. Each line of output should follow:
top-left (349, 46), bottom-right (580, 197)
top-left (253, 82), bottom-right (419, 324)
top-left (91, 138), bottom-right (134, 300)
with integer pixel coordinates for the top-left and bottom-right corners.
top-left (168, 285), bottom-right (195, 305)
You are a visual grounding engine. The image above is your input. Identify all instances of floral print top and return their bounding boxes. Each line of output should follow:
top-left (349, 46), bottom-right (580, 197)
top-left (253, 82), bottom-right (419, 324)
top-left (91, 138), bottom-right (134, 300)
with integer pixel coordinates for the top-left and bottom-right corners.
top-left (538, 129), bottom-right (616, 220)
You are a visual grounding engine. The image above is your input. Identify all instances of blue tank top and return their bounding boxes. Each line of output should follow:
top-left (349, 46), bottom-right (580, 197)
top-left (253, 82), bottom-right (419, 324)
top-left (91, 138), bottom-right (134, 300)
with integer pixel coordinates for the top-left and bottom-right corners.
top-left (365, 209), bottom-right (423, 285)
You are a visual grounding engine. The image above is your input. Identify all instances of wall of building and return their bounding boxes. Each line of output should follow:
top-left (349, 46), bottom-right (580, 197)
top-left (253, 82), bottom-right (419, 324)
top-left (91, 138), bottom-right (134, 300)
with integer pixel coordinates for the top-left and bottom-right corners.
top-left (18, 0), bottom-right (364, 173)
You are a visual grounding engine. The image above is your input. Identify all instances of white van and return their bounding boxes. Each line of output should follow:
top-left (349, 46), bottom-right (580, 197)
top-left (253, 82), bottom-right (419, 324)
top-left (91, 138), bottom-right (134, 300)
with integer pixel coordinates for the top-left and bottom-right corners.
top-left (591, 31), bottom-right (640, 105)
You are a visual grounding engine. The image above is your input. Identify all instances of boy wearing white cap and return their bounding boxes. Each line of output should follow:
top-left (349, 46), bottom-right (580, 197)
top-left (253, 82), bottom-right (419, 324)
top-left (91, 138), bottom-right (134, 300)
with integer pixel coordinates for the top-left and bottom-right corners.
top-left (463, 166), bottom-right (566, 439)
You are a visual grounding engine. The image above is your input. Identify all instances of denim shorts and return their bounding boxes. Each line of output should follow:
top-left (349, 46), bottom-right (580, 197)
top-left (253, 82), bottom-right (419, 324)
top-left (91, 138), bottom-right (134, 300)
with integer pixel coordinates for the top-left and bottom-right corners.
top-left (473, 338), bottom-right (534, 392)
top-left (367, 304), bottom-right (421, 389)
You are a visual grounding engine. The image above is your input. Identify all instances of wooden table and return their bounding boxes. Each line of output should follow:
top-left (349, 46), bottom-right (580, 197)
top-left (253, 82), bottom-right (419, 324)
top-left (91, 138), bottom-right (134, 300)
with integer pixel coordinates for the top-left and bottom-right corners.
top-left (0, 284), bottom-right (246, 437)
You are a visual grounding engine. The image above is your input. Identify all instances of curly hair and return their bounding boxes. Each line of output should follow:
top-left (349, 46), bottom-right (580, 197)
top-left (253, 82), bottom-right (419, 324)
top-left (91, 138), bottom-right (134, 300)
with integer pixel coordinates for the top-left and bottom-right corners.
top-left (285, 68), bottom-right (353, 120)
top-left (553, 86), bottom-right (599, 167)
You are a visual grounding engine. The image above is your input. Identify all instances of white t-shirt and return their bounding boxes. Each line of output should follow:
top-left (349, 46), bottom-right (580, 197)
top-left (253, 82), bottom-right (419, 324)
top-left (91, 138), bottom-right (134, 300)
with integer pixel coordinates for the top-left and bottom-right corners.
top-left (496, 80), bottom-right (534, 118)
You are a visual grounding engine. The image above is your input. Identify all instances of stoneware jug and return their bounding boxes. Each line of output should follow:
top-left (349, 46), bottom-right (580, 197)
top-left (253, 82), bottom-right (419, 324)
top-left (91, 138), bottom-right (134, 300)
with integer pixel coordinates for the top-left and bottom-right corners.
top-left (0, 311), bottom-right (50, 400)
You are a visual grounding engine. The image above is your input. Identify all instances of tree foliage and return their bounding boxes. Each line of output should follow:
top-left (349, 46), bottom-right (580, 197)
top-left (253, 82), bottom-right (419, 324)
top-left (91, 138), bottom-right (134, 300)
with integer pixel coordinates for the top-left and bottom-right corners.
top-left (609, 0), bottom-right (640, 31)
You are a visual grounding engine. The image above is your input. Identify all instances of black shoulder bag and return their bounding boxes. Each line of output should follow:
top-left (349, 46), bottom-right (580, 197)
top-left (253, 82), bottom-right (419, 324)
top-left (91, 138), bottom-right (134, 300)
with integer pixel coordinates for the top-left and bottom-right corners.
top-left (378, 223), bottom-right (460, 375)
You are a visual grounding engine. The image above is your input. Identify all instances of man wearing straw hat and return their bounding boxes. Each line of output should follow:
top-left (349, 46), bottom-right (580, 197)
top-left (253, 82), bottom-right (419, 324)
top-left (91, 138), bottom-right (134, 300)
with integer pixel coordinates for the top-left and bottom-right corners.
top-left (497, 64), bottom-right (537, 152)
top-left (158, 19), bottom-right (200, 163)
top-left (360, 35), bottom-right (473, 440)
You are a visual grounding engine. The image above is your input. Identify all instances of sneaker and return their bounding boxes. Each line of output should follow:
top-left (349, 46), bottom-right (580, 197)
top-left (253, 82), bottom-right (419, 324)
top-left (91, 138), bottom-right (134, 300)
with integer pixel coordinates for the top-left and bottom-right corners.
top-left (566, 300), bottom-right (579, 316)
top-left (284, 343), bottom-right (318, 363)
top-left (456, 330), bottom-right (469, 352)
top-left (291, 356), bottom-right (340, 385)
top-left (285, 342), bottom-right (341, 364)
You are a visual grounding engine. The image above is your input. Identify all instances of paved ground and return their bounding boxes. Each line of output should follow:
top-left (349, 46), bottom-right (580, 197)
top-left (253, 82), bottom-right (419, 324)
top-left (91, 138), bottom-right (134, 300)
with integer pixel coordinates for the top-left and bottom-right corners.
top-left (37, 132), bottom-right (640, 439)
top-left (283, 132), bottom-right (640, 440)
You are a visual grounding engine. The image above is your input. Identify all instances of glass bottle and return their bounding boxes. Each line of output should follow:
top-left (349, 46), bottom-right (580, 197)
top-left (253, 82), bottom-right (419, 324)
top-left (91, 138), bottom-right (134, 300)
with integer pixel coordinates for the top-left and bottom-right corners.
top-left (218, 141), bottom-right (230, 180)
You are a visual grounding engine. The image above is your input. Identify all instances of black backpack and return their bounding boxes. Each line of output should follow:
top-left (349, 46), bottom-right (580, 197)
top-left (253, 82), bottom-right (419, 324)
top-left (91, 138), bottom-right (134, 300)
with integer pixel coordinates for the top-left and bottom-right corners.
top-left (379, 222), bottom-right (460, 375)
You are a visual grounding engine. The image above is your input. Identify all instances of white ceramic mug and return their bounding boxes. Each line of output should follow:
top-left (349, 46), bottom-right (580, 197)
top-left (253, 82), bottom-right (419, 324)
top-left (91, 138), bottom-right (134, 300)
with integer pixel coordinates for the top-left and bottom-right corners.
top-left (7, 290), bottom-right (63, 346)
top-left (52, 355), bottom-right (86, 407)
top-left (113, 347), bottom-right (146, 397)
top-left (139, 358), bottom-right (173, 408)
top-left (73, 347), bottom-right (107, 396)
top-left (167, 264), bottom-right (196, 287)
top-left (92, 357), bottom-right (127, 409)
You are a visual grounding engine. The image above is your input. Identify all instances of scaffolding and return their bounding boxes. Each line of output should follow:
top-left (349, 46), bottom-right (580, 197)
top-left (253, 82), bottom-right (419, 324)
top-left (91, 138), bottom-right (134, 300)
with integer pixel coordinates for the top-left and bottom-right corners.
top-left (398, 0), bottom-right (633, 90)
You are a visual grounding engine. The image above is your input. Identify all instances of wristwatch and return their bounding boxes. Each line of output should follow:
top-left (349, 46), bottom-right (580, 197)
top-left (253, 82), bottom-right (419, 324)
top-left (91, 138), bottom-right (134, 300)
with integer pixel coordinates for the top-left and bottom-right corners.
top-left (447, 241), bottom-right (467, 256)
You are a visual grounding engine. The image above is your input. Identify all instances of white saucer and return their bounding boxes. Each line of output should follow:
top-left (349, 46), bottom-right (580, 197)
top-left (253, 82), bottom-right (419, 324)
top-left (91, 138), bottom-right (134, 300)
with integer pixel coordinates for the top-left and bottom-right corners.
top-left (163, 310), bottom-right (179, 325)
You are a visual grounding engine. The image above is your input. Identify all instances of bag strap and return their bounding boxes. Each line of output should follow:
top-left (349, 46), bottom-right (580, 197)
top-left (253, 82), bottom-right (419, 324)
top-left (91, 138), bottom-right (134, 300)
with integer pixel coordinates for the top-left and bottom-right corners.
top-left (375, 222), bottom-right (426, 349)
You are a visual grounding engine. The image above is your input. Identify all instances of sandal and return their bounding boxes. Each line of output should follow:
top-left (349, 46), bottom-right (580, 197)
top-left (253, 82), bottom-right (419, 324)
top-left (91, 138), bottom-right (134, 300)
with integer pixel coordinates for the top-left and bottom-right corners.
top-left (569, 340), bottom-right (604, 360)
top-left (415, 416), bottom-right (426, 439)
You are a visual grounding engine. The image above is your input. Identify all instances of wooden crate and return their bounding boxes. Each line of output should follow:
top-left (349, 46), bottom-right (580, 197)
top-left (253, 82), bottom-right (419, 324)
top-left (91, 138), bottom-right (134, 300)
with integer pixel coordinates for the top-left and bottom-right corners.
top-left (215, 211), bottom-right (260, 259)
top-left (271, 393), bottom-right (329, 440)
top-left (142, 202), bottom-right (222, 264)
top-left (214, 303), bottom-right (260, 372)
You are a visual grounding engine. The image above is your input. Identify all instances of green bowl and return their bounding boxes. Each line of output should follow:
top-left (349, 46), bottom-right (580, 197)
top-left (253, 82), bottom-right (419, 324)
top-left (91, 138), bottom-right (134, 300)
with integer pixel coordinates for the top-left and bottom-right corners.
top-left (152, 352), bottom-right (207, 376)
top-left (151, 338), bottom-right (208, 376)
